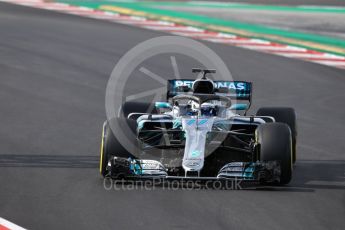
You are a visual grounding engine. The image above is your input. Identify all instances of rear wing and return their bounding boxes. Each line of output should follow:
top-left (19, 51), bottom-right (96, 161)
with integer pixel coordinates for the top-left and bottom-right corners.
top-left (167, 79), bottom-right (252, 101)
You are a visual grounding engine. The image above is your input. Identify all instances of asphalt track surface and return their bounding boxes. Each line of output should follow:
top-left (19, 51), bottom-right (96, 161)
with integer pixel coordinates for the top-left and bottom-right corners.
top-left (0, 2), bottom-right (345, 230)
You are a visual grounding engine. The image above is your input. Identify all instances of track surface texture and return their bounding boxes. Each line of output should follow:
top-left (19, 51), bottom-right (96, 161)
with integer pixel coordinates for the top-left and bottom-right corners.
top-left (0, 2), bottom-right (344, 230)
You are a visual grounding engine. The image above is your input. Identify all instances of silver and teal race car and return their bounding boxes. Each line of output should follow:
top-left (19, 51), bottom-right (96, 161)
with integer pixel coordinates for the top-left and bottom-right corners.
top-left (99, 69), bottom-right (297, 185)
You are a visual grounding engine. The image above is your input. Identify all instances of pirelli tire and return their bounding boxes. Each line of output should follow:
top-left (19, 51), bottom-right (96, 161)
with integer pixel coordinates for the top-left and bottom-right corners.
top-left (99, 118), bottom-right (137, 177)
top-left (256, 107), bottom-right (297, 163)
top-left (256, 123), bottom-right (293, 185)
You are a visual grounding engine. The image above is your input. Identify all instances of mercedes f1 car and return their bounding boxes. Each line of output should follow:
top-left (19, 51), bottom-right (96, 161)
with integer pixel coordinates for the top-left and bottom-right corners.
top-left (100, 68), bottom-right (297, 185)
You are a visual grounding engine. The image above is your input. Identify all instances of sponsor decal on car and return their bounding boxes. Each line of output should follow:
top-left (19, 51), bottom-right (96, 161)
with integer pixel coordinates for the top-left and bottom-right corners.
top-left (174, 80), bottom-right (248, 90)
top-left (191, 150), bottom-right (201, 158)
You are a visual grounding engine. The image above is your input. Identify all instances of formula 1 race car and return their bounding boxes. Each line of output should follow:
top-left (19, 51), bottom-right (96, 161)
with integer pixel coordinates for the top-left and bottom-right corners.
top-left (99, 68), bottom-right (297, 185)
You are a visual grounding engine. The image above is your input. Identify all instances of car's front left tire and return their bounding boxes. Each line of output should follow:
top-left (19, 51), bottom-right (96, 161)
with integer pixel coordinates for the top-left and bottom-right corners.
top-left (99, 118), bottom-right (137, 177)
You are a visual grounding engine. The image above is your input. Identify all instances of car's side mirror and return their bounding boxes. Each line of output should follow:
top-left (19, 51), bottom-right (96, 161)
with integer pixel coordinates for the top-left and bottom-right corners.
top-left (230, 103), bottom-right (248, 110)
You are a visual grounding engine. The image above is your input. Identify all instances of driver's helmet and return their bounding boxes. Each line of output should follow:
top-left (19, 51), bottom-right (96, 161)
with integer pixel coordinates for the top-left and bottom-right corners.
top-left (200, 103), bottom-right (217, 116)
top-left (185, 104), bottom-right (198, 116)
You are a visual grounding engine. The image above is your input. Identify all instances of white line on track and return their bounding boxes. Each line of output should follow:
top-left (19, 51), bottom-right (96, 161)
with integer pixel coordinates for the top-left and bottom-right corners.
top-left (143, 25), bottom-right (204, 32)
top-left (311, 60), bottom-right (345, 67)
top-left (0, 217), bottom-right (27, 230)
top-left (276, 53), bottom-right (345, 60)
top-left (240, 45), bottom-right (307, 51)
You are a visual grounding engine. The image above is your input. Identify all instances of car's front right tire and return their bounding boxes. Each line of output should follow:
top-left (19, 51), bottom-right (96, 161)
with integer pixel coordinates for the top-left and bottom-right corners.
top-left (256, 123), bottom-right (293, 185)
top-left (256, 107), bottom-right (297, 163)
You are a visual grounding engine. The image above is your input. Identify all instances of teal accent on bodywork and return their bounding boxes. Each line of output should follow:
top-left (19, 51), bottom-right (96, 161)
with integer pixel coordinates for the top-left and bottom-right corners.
top-left (134, 163), bottom-right (142, 175)
top-left (155, 102), bottom-right (172, 109)
top-left (173, 118), bottom-right (182, 129)
top-left (138, 120), bottom-right (145, 130)
top-left (198, 119), bottom-right (208, 125)
top-left (130, 161), bottom-right (142, 175)
top-left (243, 163), bottom-right (255, 179)
top-left (187, 119), bottom-right (196, 126)
top-left (230, 103), bottom-right (249, 110)
top-left (191, 150), bottom-right (201, 158)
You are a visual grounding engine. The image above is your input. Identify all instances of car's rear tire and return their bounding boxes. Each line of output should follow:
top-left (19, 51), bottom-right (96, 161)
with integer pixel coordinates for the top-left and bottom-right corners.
top-left (99, 118), bottom-right (137, 177)
top-left (256, 107), bottom-right (297, 163)
top-left (256, 123), bottom-right (292, 185)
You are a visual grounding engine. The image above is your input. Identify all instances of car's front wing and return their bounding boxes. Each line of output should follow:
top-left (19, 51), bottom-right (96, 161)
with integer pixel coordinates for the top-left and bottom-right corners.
top-left (106, 157), bottom-right (281, 185)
